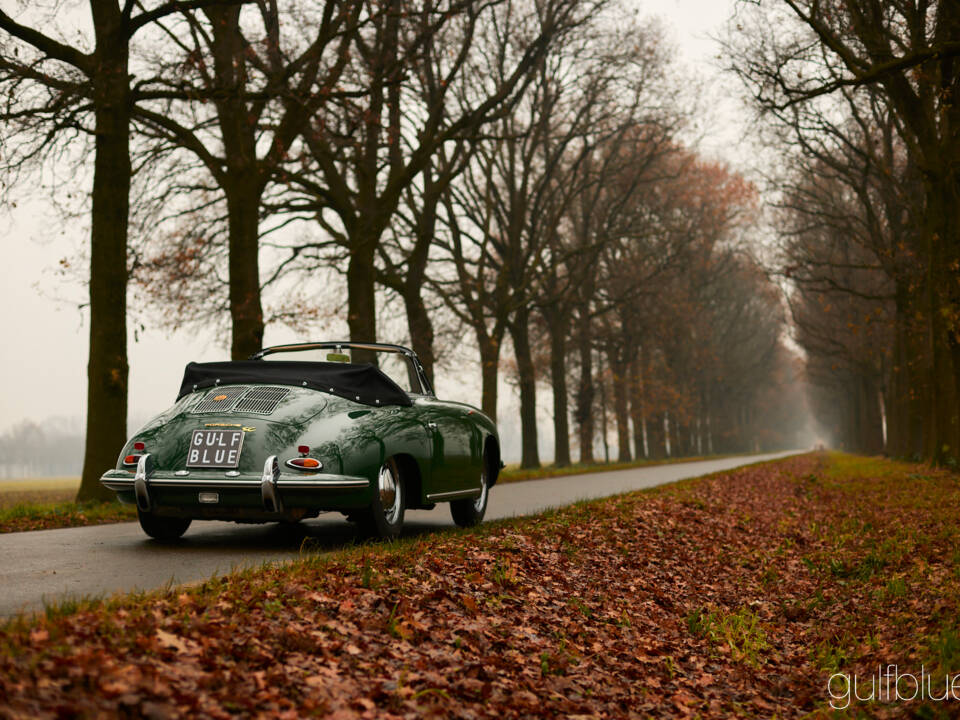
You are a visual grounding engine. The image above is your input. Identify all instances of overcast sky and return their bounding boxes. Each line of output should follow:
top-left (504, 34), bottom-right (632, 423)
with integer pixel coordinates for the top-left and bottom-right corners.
top-left (0, 0), bottom-right (750, 454)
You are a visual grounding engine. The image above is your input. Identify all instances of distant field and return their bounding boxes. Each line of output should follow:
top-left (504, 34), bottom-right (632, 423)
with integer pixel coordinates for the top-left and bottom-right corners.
top-left (0, 477), bottom-right (80, 508)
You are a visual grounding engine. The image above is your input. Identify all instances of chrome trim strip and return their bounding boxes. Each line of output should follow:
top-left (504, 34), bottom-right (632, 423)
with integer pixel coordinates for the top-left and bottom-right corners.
top-left (426, 488), bottom-right (482, 501)
top-left (277, 478), bottom-right (369, 489)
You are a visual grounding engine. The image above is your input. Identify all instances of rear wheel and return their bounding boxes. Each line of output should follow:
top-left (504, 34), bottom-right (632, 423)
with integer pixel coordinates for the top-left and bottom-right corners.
top-left (137, 510), bottom-right (191, 542)
top-left (358, 459), bottom-right (404, 539)
top-left (450, 466), bottom-right (488, 528)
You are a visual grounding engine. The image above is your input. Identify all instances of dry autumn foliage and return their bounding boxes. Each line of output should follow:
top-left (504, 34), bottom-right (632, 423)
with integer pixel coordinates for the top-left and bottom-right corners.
top-left (2, 453), bottom-right (959, 718)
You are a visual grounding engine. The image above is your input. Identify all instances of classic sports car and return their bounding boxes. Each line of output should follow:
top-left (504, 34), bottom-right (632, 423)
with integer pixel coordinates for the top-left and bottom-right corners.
top-left (100, 342), bottom-right (500, 541)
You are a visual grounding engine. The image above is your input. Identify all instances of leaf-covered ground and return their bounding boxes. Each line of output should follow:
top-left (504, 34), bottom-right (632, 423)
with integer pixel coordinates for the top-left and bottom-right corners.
top-left (2, 452), bottom-right (958, 718)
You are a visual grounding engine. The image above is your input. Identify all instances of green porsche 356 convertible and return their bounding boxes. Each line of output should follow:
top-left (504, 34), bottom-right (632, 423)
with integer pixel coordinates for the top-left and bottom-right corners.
top-left (100, 342), bottom-right (500, 541)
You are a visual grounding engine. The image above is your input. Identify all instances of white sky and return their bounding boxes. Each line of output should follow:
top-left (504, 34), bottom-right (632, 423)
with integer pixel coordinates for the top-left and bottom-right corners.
top-left (0, 1), bottom-right (750, 457)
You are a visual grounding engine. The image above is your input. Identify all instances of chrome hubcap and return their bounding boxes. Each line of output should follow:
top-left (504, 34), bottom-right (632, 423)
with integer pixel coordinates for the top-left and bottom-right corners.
top-left (379, 464), bottom-right (401, 524)
top-left (473, 469), bottom-right (488, 512)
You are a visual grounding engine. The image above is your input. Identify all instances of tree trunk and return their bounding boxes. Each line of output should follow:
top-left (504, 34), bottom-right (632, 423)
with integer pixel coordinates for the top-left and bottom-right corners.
top-left (544, 307), bottom-right (571, 467)
top-left (608, 349), bottom-right (631, 462)
top-left (629, 350), bottom-right (645, 459)
top-left (206, 6), bottom-right (266, 361)
top-left (227, 185), bottom-right (264, 359)
top-left (575, 313), bottom-right (594, 464)
top-left (647, 410), bottom-right (665, 459)
top-left (347, 223), bottom-right (380, 365)
top-left (78, 9), bottom-right (130, 503)
top-left (403, 289), bottom-right (435, 388)
top-left (599, 351), bottom-right (610, 463)
top-left (857, 372), bottom-right (884, 455)
top-left (510, 309), bottom-right (540, 468)
top-left (477, 331), bottom-right (501, 421)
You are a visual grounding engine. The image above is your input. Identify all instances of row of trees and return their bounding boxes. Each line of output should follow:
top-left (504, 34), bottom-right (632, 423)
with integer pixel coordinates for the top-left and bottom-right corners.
top-left (0, 1), bottom-right (803, 500)
top-left (730, 0), bottom-right (960, 462)
top-left (0, 420), bottom-right (84, 479)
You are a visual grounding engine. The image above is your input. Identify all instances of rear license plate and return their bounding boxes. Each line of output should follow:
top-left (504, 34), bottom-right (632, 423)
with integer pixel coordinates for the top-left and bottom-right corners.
top-left (187, 429), bottom-right (244, 468)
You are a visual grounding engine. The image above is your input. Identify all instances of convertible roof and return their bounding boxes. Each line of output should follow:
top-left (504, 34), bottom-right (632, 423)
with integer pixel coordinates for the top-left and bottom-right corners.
top-left (177, 360), bottom-right (413, 407)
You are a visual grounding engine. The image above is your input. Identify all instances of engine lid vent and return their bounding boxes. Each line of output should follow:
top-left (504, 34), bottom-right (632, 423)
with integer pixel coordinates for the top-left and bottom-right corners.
top-left (233, 387), bottom-right (290, 415)
top-left (192, 386), bottom-right (249, 414)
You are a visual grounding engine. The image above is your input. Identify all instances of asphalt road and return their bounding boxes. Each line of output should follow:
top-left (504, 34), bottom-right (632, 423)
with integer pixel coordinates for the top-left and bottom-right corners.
top-left (0, 451), bottom-right (800, 617)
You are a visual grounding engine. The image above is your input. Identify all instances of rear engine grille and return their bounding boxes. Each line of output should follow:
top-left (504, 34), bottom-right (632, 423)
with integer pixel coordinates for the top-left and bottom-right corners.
top-left (233, 387), bottom-right (290, 415)
top-left (192, 387), bottom-right (249, 413)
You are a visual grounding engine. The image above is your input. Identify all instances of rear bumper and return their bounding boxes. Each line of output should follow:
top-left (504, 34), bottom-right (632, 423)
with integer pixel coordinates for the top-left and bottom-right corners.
top-left (100, 454), bottom-right (371, 518)
top-left (100, 472), bottom-right (369, 491)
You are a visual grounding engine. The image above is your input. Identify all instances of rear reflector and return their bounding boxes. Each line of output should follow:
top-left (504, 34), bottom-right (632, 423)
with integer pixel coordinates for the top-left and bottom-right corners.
top-left (134, 442), bottom-right (145, 451)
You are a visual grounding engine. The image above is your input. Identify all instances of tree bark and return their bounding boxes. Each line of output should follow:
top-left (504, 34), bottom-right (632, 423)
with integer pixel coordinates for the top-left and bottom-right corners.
top-left (347, 222), bottom-right (380, 365)
top-left (78, 5), bottom-right (130, 503)
top-left (510, 308), bottom-right (540, 468)
top-left (477, 331), bottom-right (502, 421)
top-left (226, 184), bottom-right (264, 359)
top-left (505, 233), bottom-right (539, 468)
top-left (403, 290), bottom-right (436, 387)
top-left (629, 350), bottom-right (645, 459)
top-left (608, 349), bottom-right (631, 462)
top-left (646, 411), bottom-right (665, 459)
top-left (858, 371), bottom-right (884, 455)
top-left (543, 306), bottom-right (571, 466)
top-left (575, 311), bottom-right (594, 464)
top-left (205, 6), bottom-right (266, 360)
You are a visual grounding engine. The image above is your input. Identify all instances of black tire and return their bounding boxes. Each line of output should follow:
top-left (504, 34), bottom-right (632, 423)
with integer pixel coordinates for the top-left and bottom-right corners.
top-left (137, 509), bottom-right (191, 541)
top-left (358, 458), bottom-right (404, 539)
top-left (450, 466), bottom-right (489, 528)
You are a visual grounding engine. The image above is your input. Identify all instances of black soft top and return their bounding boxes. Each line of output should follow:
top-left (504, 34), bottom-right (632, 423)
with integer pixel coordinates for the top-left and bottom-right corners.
top-left (177, 360), bottom-right (413, 407)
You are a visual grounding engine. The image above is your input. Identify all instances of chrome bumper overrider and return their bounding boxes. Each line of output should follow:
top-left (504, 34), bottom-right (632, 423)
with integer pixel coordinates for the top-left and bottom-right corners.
top-left (100, 454), bottom-right (369, 513)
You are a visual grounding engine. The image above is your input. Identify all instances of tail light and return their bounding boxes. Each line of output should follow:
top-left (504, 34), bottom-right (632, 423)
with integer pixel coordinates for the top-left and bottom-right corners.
top-left (124, 441), bottom-right (146, 467)
top-left (285, 457), bottom-right (322, 471)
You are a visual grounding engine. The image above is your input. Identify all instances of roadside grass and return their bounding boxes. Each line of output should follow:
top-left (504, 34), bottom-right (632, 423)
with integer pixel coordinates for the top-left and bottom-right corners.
top-left (0, 474), bottom-right (138, 532)
top-left (3, 451), bottom-right (959, 717)
top-left (0, 451), bottom-right (764, 534)
top-left (0, 499), bottom-right (136, 533)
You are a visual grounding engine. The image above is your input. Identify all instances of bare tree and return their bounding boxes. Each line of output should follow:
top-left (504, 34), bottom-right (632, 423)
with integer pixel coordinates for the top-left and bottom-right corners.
top-left (266, 0), bottom-right (593, 367)
top-left (0, 0), bottom-right (245, 501)
top-left (432, 7), bottom-right (668, 466)
top-left (126, 1), bottom-right (360, 358)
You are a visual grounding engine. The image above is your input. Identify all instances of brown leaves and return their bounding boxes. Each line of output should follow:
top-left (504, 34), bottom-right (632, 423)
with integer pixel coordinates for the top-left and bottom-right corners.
top-left (4, 453), bottom-right (959, 717)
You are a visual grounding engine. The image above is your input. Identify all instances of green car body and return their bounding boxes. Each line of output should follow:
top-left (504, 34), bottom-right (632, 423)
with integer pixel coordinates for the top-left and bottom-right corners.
top-left (100, 342), bottom-right (500, 540)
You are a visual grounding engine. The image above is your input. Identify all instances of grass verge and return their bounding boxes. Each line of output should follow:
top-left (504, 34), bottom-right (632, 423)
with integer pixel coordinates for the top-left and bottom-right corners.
top-left (2, 451), bottom-right (957, 717)
top-left (0, 500), bottom-right (136, 534)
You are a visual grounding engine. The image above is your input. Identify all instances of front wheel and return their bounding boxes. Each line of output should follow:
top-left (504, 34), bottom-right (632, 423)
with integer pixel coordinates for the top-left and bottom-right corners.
top-left (358, 459), bottom-right (404, 539)
top-left (137, 509), bottom-right (191, 542)
top-left (450, 467), bottom-right (489, 528)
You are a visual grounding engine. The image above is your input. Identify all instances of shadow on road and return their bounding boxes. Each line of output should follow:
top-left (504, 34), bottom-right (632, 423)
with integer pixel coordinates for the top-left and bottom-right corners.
top-left (132, 514), bottom-right (455, 556)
